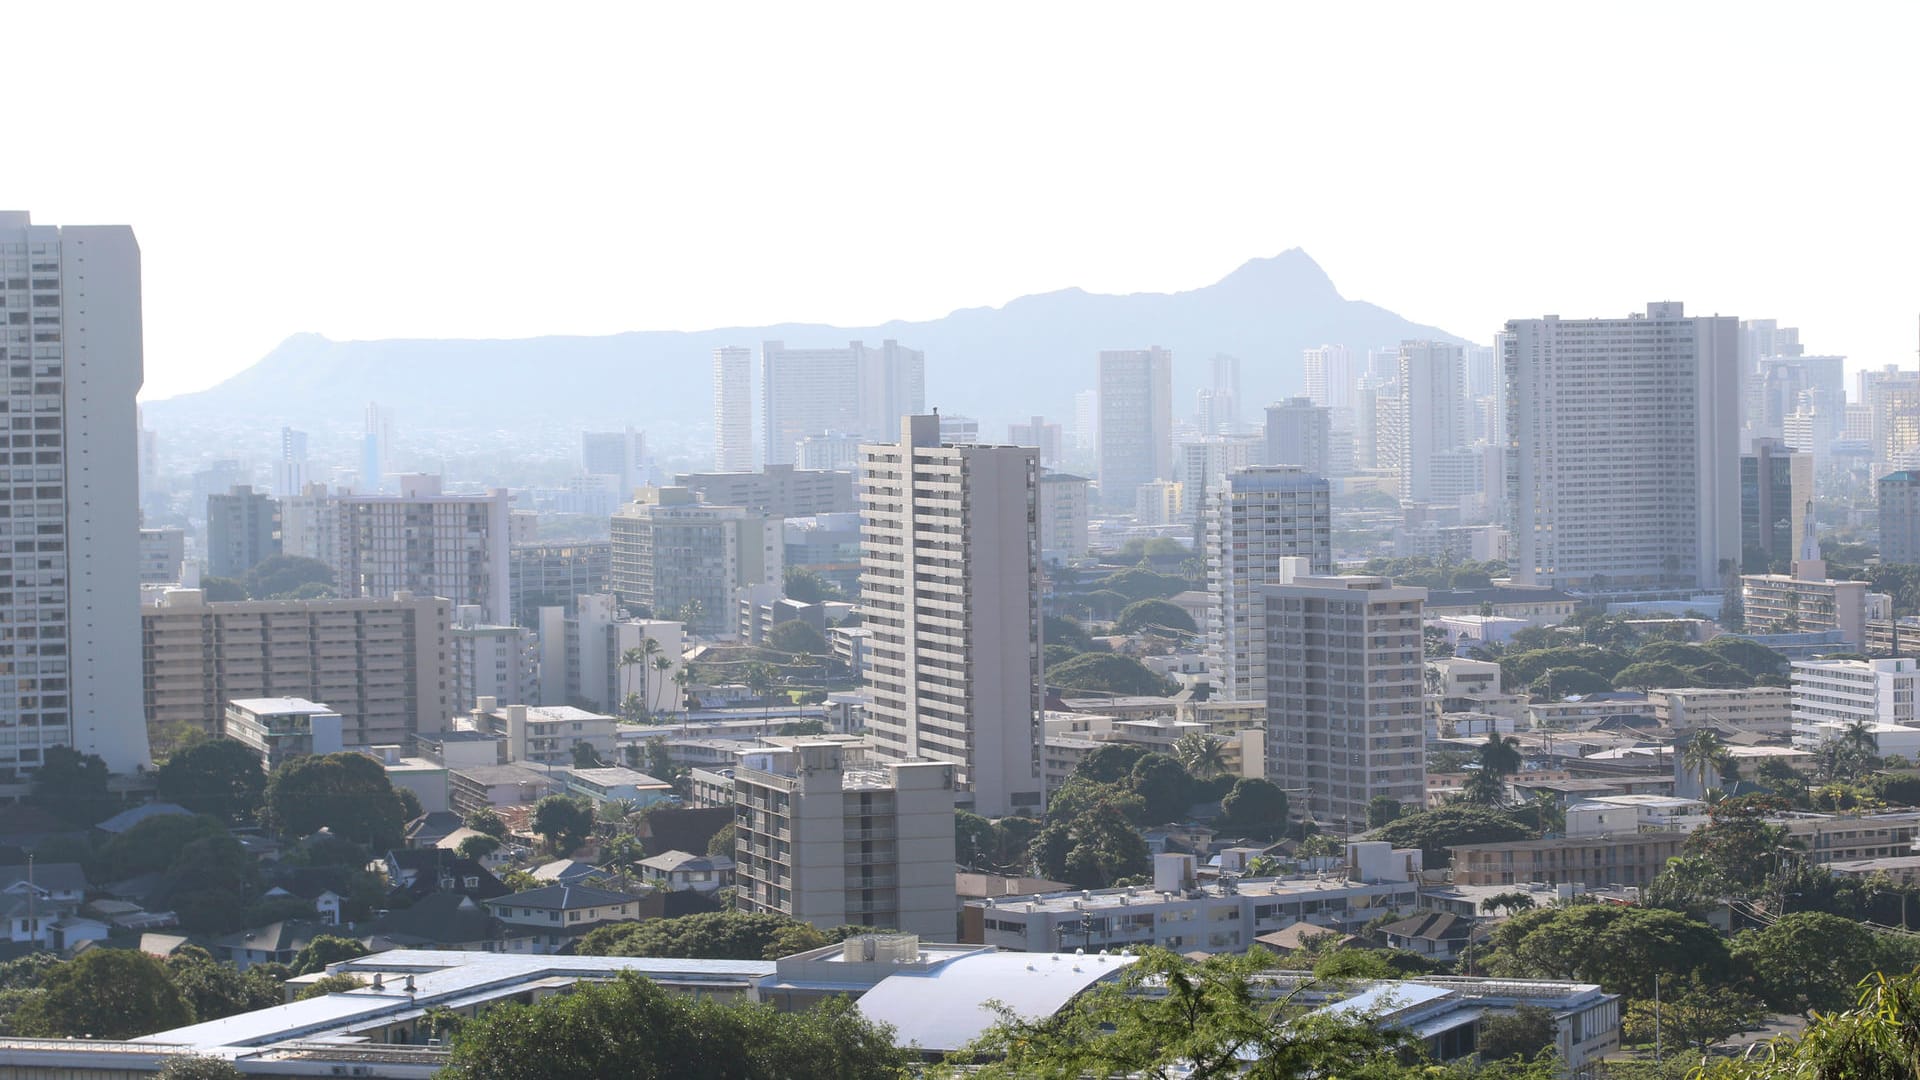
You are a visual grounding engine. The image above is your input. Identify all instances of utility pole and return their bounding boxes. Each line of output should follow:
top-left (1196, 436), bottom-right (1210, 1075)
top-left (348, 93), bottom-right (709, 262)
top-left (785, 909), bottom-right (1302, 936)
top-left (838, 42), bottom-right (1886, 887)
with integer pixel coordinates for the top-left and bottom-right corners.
top-left (1653, 974), bottom-right (1662, 1065)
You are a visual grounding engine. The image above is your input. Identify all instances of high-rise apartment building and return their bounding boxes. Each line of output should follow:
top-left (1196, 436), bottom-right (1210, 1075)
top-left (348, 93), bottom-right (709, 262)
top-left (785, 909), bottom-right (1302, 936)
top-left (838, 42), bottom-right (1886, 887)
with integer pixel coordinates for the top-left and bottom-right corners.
top-left (1397, 341), bottom-right (1471, 503)
top-left (761, 340), bottom-right (923, 467)
top-left (535, 593), bottom-right (684, 714)
top-left (731, 743), bottom-right (956, 941)
top-left (1206, 354), bottom-right (1242, 433)
top-left (362, 403), bottom-right (393, 494)
top-left (712, 346), bottom-right (755, 472)
top-left (1072, 389), bottom-right (1098, 452)
top-left (451, 605), bottom-right (538, 711)
top-left (1503, 303), bottom-right (1740, 591)
top-left (1204, 467), bottom-right (1332, 703)
top-left (287, 475), bottom-right (514, 625)
top-left (140, 588), bottom-right (452, 750)
top-left (1097, 348), bottom-right (1173, 507)
top-left (609, 487), bottom-right (781, 635)
top-left (1264, 561), bottom-right (1426, 829)
top-left (1037, 472), bottom-right (1091, 561)
top-left (508, 540), bottom-right (611, 627)
top-left (1008, 416), bottom-right (1063, 468)
top-left (581, 428), bottom-right (647, 499)
top-left (861, 416), bottom-right (1043, 817)
top-left (794, 432), bottom-right (864, 472)
top-left (1864, 366), bottom-right (1920, 469)
top-left (139, 527), bottom-right (188, 586)
top-left (1263, 398), bottom-right (1331, 476)
top-left (1882, 471), bottom-right (1920, 567)
top-left (1742, 438), bottom-right (1812, 573)
top-left (207, 485), bottom-right (283, 580)
top-left (0, 213), bottom-right (148, 774)
top-left (674, 464), bottom-right (857, 517)
top-left (275, 427), bottom-right (309, 498)
top-left (1302, 345), bottom-right (1354, 410)
top-left (1176, 436), bottom-right (1264, 524)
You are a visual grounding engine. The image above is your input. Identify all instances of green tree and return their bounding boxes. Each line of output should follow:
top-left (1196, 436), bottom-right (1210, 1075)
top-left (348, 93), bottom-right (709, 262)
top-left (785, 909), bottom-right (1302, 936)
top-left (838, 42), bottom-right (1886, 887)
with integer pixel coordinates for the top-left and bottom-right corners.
top-left (464, 807), bottom-right (508, 837)
top-left (707, 822), bottom-right (736, 857)
top-left (577, 910), bottom-right (831, 961)
top-left (12, 949), bottom-right (192, 1039)
top-left (1217, 778), bottom-right (1290, 840)
top-left (1074, 743), bottom-right (1150, 785)
top-left (159, 1056), bottom-right (245, 1080)
top-left (1681, 794), bottom-right (1796, 889)
top-left (1097, 567), bottom-right (1189, 602)
top-left (1047, 652), bottom-right (1175, 696)
top-left (28, 745), bottom-right (115, 825)
top-left (1479, 1003), bottom-right (1560, 1062)
top-left (778, 718), bottom-right (827, 736)
top-left (1612, 661), bottom-right (1693, 691)
top-left (781, 566), bottom-right (837, 604)
top-left (1681, 729), bottom-right (1731, 794)
top-left (1621, 970), bottom-right (1762, 1050)
top-left (442, 970), bottom-right (906, 1080)
top-left (155, 737), bottom-right (268, 822)
top-left (1479, 891), bottom-right (1538, 917)
top-left (1370, 805), bottom-right (1531, 867)
top-left (941, 948), bottom-right (1404, 1080)
top-left (167, 833), bottom-right (268, 932)
top-left (1114, 598), bottom-right (1198, 636)
top-left (164, 947), bottom-right (284, 1023)
top-left (97, 812), bottom-right (230, 880)
top-left (1732, 911), bottom-right (1881, 1015)
top-left (1128, 753), bottom-right (1195, 824)
top-left (242, 554), bottom-right (335, 599)
top-left (1042, 615), bottom-right (1096, 654)
top-left (1529, 666), bottom-right (1616, 699)
top-left (1641, 855), bottom-right (1734, 916)
top-left (199, 576), bottom-right (247, 601)
top-left (1693, 970), bottom-right (1920, 1080)
top-left (1031, 802), bottom-right (1151, 889)
top-left (768, 619), bottom-right (831, 657)
top-left (1046, 775), bottom-right (1147, 825)
top-left (1365, 795), bottom-right (1405, 829)
top-left (1484, 904), bottom-right (1729, 1000)
top-left (260, 752), bottom-right (409, 849)
top-left (297, 972), bottom-right (368, 999)
top-left (956, 810), bottom-right (999, 869)
top-left (1173, 731), bottom-right (1228, 779)
top-left (532, 795), bottom-right (595, 855)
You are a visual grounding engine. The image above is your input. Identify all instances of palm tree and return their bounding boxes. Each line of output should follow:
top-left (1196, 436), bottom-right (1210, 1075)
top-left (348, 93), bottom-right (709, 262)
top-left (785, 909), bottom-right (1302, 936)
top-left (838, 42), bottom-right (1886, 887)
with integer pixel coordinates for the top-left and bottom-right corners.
top-left (1835, 720), bottom-right (1882, 781)
top-left (652, 653), bottom-right (673, 718)
top-left (1475, 732), bottom-right (1523, 779)
top-left (1681, 730), bottom-right (1730, 795)
top-left (745, 663), bottom-right (776, 714)
top-left (636, 638), bottom-right (663, 716)
top-left (1173, 731), bottom-right (1228, 779)
top-left (1479, 891), bottom-right (1537, 917)
top-left (671, 667), bottom-right (694, 725)
top-left (618, 647), bottom-right (649, 721)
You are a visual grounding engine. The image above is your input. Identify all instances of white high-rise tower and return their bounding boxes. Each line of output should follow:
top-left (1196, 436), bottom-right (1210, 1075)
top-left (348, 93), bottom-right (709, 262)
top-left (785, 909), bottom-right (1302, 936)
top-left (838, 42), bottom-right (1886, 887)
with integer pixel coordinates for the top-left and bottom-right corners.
top-left (860, 416), bottom-right (1043, 817)
top-left (0, 213), bottom-right (149, 773)
top-left (1504, 302), bottom-right (1740, 591)
top-left (712, 346), bottom-right (754, 472)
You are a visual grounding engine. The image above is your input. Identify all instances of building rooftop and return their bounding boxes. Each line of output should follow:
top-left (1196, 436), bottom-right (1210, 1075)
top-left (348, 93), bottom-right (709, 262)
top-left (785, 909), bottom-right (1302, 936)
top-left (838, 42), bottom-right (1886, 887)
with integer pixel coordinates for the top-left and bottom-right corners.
top-left (228, 697), bottom-right (335, 715)
top-left (855, 950), bottom-right (1140, 1054)
top-left (485, 883), bottom-right (641, 911)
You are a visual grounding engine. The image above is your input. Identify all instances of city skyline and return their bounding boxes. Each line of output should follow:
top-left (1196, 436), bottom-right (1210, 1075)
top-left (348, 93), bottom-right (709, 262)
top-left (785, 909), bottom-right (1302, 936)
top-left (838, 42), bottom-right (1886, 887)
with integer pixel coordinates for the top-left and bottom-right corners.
top-left (6, 5), bottom-right (1916, 400)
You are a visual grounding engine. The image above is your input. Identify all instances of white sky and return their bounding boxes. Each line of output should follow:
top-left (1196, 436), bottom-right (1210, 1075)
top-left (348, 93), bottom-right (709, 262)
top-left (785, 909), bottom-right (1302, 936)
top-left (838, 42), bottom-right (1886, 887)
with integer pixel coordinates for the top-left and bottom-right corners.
top-left (10, 2), bottom-right (1919, 400)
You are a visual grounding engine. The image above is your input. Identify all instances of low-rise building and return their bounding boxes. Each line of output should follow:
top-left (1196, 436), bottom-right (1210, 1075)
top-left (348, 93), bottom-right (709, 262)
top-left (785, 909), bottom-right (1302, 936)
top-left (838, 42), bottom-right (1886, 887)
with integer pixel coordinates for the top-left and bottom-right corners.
top-left (638, 851), bottom-right (735, 894)
top-left (1792, 657), bottom-right (1920, 729)
top-left (222, 697), bottom-right (343, 772)
top-left (732, 742), bottom-right (956, 941)
top-left (484, 883), bottom-right (648, 955)
top-left (465, 697), bottom-right (617, 767)
top-left (965, 846), bottom-right (1422, 955)
top-left (1648, 686), bottom-right (1793, 733)
top-left (1447, 833), bottom-right (1688, 888)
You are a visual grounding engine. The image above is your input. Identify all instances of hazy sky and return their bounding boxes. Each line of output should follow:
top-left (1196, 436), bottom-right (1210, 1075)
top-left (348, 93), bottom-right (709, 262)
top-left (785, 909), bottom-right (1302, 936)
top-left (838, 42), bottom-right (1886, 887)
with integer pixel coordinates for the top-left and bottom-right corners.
top-left (12, 3), bottom-right (1919, 400)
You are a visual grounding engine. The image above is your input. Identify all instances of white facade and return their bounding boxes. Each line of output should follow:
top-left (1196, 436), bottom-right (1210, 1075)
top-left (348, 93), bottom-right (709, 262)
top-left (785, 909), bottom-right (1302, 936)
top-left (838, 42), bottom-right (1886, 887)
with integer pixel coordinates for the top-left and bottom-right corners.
top-left (452, 606), bottom-right (538, 712)
top-left (1265, 564), bottom-right (1427, 830)
top-left (1204, 467), bottom-right (1332, 703)
top-left (0, 213), bottom-right (149, 773)
top-left (1791, 657), bottom-right (1920, 730)
top-left (1133, 479), bottom-right (1182, 526)
top-left (712, 345), bottom-right (755, 472)
top-left (1264, 397), bottom-right (1331, 476)
top-left (536, 593), bottom-right (684, 715)
top-left (761, 340), bottom-right (923, 467)
top-left (1097, 348), bottom-right (1173, 506)
top-left (1175, 435), bottom-right (1263, 523)
top-left (861, 416), bottom-right (1044, 817)
top-left (1504, 303), bottom-right (1740, 591)
top-left (581, 428), bottom-right (646, 500)
top-left (1037, 472), bottom-right (1091, 561)
top-left (1303, 344), bottom-right (1355, 410)
top-left (288, 474), bottom-right (514, 625)
top-left (1398, 341), bottom-right (1471, 503)
top-left (608, 487), bottom-right (781, 635)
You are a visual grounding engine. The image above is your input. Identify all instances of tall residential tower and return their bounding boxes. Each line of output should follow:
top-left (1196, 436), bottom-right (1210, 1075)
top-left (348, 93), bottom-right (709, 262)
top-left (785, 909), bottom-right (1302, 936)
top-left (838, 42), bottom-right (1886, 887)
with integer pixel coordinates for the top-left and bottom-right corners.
top-left (0, 213), bottom-right (149, 773)
top-left (712, 346), bottom-right (755, 472)
top-left (1097, 348), bottom-right (1173, 506)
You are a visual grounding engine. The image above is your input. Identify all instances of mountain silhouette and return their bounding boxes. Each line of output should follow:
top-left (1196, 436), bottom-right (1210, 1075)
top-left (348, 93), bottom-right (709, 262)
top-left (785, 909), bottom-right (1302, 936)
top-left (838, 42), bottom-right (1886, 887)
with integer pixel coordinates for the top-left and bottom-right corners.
top-left (142, 250), bottom-right (1470, 438)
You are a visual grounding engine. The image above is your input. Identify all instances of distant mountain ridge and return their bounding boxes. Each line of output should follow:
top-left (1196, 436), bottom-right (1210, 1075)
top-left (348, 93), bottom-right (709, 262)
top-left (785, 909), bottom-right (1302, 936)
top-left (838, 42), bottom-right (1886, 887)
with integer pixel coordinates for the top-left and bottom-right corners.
top-left (143, 250), bottom-right (1472, 436)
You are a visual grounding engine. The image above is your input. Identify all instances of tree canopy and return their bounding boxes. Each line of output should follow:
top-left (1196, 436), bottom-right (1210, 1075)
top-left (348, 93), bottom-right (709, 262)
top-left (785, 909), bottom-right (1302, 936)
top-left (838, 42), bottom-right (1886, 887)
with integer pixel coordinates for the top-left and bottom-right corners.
top-left (11, 949), bottom-right (194, 1040)
top-left (577, 911), bottom-right (853, 961)
top-left (1114, 598), bottom-right (1197, 636)
top-left (768, 619), bottom-right (831, 657)
top-left (1483, 903), bottom-right (1729, 1000)
top-left (441, 970), bottom-right (906, 1080)
top-left (532, 795), bottom-right (595, 855)
top-left (1047, 652), bottom-right (1175, 697)
top-left (1217, 778), bottom-right (1289, 840)
top-left (242, 554), bottom-right (335, 599)
top-left (1367, 806), bottom-right (1532, 867)
top-left (156, 737), bottom-right (267, 822)
top-left (260, 752), bottom-right (410, 849)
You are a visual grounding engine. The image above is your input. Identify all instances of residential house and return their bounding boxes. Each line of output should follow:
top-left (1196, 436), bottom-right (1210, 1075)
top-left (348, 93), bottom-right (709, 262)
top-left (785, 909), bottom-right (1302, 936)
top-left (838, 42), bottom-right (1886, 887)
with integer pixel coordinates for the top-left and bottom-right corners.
top-left (0, 863), bottom-right (86, 947)
top-left (210, 920), bottom-right (332, 971)
top-left (637, 851), bottom-right (734, 894)
top-left (483, 883), bottom-right (649, 955)
top-left (1378, 912), bottom-right (1475, 960)
top-left (382, 849), bottom-right (511, 905)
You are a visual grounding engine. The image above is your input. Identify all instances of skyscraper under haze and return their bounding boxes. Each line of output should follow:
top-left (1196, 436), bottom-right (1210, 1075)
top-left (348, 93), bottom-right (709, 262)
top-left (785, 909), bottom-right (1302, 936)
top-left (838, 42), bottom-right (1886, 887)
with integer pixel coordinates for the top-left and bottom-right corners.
top-left (712, 346), bottom-right (754, 472)
top-left (1097, 348), bottom-right (1173, 506)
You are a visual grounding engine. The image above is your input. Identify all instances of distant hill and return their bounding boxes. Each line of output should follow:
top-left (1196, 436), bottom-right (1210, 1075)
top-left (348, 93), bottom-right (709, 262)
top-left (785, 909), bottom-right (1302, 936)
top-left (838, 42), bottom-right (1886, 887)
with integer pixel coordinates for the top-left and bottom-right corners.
top-left (142, 249), bottom-right (1471, 437)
